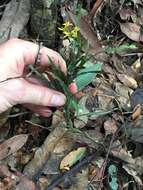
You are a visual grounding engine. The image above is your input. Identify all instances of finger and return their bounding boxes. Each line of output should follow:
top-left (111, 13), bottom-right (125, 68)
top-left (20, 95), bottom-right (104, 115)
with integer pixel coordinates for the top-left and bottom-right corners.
top-left (27, 77), bottom-right (78, 95)
top-left (68, 82), bottom-right (78, 94)
top-left (25, 76), bottom-right (44, 86)
top-left (22, 40), bottom-right (67, 74)
top-left (19, 79), bottom-right (66, 106)
top-left (1, 78), bottom-right (66, 107)
top-left (3, 38), bottom-right (67, 74)
top-left (24, 104), bottom-right (52, 117)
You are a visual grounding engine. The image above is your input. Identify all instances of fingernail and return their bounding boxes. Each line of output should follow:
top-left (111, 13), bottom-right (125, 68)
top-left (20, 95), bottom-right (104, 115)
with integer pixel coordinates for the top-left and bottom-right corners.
top-left (51, 93), bottom-right (66, 106)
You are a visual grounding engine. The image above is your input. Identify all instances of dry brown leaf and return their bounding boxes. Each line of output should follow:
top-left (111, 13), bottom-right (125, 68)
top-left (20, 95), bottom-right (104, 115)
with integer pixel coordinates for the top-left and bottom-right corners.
top-left (119, 22), bottom-right (142, 42)
top-left (0, 110), bottom-right (10, 127)
top-left (67, 168), bottom-right (88, 190)
top-left (0, 134), bottom-right (28, 161)
top-left (119, 8), bottom-right (133, 20)
top-left (60, 147), bottom-right (87, 170)
top-left (39, 177), bottom-right (48, 190)
top-left (131, 58), bottom-right (141, 72)
top-left (0, 165), bottom-right (11, 178)
top-left (24, 125), bottom-right (67, 178)
top-left (14, 171), bottom-right (36, 190)
top-left (104, 118), bottom-right (118, 135)
top-left (123, 165), bottom-right (143, 187)
top-left (52, 110), bottom-right (64, 126)
top-left (90, 0), bottom-right (104, 18)
top-left (0, 177), bottom-right (16, 190)
top-left (131, 104), bottom-right (141, 120)
top-left (117, 74), bottom-right (138, 89)
top-left (111, 141), bottom-right (135, 165)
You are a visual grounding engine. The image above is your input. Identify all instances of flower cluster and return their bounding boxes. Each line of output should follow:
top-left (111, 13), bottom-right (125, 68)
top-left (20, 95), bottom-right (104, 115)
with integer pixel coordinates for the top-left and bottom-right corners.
top-left (59, 21), bottom-right (80, 38)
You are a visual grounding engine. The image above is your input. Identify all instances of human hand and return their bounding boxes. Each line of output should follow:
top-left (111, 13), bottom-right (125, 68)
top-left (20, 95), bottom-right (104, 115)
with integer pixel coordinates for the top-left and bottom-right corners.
top-left (0, 38), bottom-right (69, 116)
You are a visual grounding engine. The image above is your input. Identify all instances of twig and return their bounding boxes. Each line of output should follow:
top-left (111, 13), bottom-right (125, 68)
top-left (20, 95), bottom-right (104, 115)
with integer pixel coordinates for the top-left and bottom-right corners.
top-left (88, 126), bottom-right (123, 189)
top-left (45, 153), bottom-right (99, 190)
top-left (25, 120), bottom-right (49, 130)
top-left (98, 133), bottom-right (116, 189)
top-left (8, 111), bottom-right (29, 118)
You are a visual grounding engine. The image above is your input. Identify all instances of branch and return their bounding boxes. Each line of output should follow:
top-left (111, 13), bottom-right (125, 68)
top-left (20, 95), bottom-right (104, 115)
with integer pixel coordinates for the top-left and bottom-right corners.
top-left (45, 152), bottom-right (99, 190)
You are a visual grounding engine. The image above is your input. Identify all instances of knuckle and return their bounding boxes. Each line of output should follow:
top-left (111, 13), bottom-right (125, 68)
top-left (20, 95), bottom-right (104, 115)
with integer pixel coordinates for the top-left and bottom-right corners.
top-left (11, 79), bottom-right (24, 90)
top-left (37, 87), bottom-right (50, 106)
top-left (10, 79), bottom-right (25, 98)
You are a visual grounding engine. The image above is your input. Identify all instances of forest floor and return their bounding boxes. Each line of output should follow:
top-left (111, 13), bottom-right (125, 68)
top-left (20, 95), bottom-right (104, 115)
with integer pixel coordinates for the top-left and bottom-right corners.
top-left (0, 0), bottom-right (143, 189)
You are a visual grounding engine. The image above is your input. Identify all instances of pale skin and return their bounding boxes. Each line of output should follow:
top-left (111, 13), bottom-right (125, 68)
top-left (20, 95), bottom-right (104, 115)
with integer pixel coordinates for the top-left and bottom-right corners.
top-left (0, 38), bottom-right (76, 117)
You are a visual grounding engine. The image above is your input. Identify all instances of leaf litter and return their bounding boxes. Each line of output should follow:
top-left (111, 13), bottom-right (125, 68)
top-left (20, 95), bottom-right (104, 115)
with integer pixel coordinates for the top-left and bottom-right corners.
top-left (0, 0), bottom-right (143, 189)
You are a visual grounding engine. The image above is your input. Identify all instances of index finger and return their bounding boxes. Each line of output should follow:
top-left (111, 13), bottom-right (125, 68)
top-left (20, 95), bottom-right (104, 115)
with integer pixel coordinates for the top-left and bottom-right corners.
top-left (23, 41), bottom-right (67, 74)
top-left (7, 39), bottom-right (67, 74)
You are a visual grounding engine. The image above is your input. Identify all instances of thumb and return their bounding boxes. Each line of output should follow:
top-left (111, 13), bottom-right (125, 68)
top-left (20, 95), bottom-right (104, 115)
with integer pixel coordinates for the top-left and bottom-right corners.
top-left (0, 79), bottom-right (66, 108)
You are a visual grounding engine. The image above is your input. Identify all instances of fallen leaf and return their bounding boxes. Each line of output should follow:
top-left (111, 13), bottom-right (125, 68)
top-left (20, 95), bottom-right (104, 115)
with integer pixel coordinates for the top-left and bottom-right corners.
top-left (122, 165), bottom-right (143, 187)
top-left (52, 110), bottom-right (64, 126)
top-left (104, 118), bottom-right (118, 135)
top-left (67, 9), bottom-right (101, 50)
top-left (39, 177), bottom-right (48, 190)
top-left (43, 135), bottom-right (75, 175)
top-left (14, 171), bottom-right (36, 190)
top-left (90, 0), bottom-right (104, 19)
top-left (131, 0), bottom-right (143, 5)
top-left (67, 168), bottom-right (88, 190)
top-left (24, 124), bottom-right (67, 178)
top-left (0, 110), bottom-right (10, 127)
top-left (119, 22), bottom-right (142, 42)
top-left (131, 58), bottom-right (141, 72)
top-left (115, 82), bottom-right (132, 110)
top-left (60, 147), bottom-right (87, 170)
top-left (131, 89), bottom-right (143, 108)
top-left (127, 128), bottom-right (143, 143)
top-left (111, 141), bottom-right (135, 165)
top-left (131, 104), bottom-right (141, 120)
top-left (0, 176), bottom-right (16, 190)
top-left (0, 165), bottom-right (11, 178)
top-left (119, 8), bottom-right (133, 20)
top-left (0, 134), bottom-right (28, 160)
top-left (117, 74), bottom-right (138, 89)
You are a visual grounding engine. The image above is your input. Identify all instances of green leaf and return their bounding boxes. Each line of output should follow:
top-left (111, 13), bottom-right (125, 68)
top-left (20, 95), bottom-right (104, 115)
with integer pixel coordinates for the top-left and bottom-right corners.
top-left (60, 147), bottom-right (87, 170)
top-left (69, 99), bottom-right (78, 112)
top-left (75, 63), bottom-right (102, 91)
top-left (105, 44), bottom-right (137, 55)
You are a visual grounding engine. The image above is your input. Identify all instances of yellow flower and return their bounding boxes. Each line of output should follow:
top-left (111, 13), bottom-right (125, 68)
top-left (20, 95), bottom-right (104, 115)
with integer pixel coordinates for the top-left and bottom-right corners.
top-left (63, 21), bottom-right (73, 28)
top-left (58, 21), bottom-right (80, 39)
top-left (58, 21), bottom-right (72, 32)
top-left (58, 26), bottom-right (65, 31)
top-left (71, 26), bottom-right (80, 38)
top-left (63, 31), bottom-right (71, 38)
